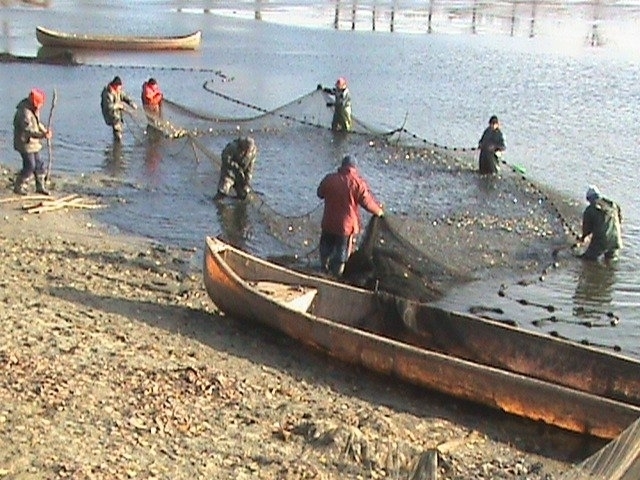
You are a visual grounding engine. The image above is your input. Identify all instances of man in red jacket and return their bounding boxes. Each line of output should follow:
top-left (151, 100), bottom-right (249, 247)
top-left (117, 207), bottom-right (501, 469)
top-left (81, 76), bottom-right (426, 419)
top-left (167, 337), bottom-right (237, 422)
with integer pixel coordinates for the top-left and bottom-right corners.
top-left (141, 78), bottom-right (164, 135)
top-left (141, 78), bottom-right (163, 115)
top-left (317, 155), bottom-right (384, 276)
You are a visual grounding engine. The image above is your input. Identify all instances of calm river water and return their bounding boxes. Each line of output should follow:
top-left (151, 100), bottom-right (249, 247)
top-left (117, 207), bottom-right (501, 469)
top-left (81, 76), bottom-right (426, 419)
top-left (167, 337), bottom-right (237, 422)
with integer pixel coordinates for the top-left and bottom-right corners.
top-left (1, 0), bottom-right (639, 356)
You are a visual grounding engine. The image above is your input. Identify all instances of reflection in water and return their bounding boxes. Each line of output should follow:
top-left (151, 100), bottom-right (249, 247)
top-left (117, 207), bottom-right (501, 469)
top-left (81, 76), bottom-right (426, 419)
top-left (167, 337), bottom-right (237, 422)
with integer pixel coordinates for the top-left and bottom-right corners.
top-left (103, 141), bottom-right (126, 177)
top-left (214, 198), bottom-right (250, 250)
top-left (144, 131), bottom-right (164, 179)
top-left (573, 260), bottom-right (616, 307)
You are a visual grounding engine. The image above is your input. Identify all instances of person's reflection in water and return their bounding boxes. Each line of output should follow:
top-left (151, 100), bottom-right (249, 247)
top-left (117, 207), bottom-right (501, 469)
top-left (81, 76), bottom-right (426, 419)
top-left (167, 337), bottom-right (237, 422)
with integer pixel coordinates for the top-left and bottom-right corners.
top-left (214, 197), bottom-right (250, 250)
top-left (144, 130), bottom-right (164, 179)
top-left (573, 260), bottom-right (617, 308)
top-left (103, 140), bottom-right (126, 177)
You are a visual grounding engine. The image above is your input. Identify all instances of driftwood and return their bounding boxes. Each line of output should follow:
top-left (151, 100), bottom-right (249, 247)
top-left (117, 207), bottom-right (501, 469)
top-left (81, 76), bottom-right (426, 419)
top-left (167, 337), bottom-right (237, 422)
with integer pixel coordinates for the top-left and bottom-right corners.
top-left (0, 194), bottom-right (51, 204)
top-left (409, 449), bottom-right (438, 480)
top-left (21, 194), bottom-right (104, 214)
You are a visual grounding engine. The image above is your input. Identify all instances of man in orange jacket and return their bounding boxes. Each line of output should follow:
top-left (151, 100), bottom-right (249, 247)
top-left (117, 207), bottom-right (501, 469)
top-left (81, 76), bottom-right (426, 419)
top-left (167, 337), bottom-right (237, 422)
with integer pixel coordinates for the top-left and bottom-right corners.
top-left (317, 155), bottom-right (384, 277)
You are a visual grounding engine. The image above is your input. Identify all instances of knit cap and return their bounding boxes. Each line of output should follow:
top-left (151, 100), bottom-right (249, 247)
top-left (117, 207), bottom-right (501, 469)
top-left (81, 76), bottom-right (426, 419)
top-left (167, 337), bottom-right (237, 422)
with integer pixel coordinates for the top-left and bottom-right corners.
top-left (586, 185), bottom-right (601, 201)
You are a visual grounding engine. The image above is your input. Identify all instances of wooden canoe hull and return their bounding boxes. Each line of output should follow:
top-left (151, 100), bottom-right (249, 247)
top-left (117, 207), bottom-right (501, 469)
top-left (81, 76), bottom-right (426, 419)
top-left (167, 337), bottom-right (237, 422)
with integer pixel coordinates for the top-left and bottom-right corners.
top-left (36, 26), bottom-right (201, 51)
top-left (392, 298), bottom-right (640, 408)
top-left (203, 236), bottom-right (640, 439)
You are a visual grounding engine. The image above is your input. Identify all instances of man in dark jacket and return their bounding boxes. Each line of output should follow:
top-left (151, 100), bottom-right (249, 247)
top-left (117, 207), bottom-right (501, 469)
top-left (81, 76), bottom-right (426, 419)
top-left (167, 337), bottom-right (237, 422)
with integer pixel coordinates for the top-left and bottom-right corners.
top-left (478, 115), bottom-right (506, 175)
top-left (580, 185), bottom-right (622, 261)
top-left (214, 137), bottom-right (258, 201)
top-left (317, 155), bottom-right (384, 277)
top-left (13, 88), bottom-right (53, 195)
top-left (101, 76), bottom-right (137, 142)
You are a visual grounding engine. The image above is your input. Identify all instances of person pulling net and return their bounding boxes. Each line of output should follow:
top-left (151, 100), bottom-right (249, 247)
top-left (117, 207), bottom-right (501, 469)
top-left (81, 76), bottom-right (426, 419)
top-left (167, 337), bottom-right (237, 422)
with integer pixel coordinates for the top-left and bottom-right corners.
top-left (129, 81), bottom-right (581, 308)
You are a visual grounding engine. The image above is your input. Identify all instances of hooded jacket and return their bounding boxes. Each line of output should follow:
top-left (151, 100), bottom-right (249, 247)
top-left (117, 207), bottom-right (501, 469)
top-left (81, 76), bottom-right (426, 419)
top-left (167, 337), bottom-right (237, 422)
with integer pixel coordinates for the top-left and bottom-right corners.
top-left (582, 197), bottom-right (623, 256)
top-left (317, 164), bottom-right (382, 236)
top-left (141, 81), bottom-right (163, 113)
top-left (13, 98), bottom-right (47, 153)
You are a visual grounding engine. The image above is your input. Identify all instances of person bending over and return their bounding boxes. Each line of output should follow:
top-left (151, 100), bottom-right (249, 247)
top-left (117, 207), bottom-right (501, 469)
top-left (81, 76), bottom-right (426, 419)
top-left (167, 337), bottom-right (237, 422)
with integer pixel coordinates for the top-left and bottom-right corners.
top-left (579, 185), bottom-right (622, 262)
top-left (215, 136), bottom-right (258, 201)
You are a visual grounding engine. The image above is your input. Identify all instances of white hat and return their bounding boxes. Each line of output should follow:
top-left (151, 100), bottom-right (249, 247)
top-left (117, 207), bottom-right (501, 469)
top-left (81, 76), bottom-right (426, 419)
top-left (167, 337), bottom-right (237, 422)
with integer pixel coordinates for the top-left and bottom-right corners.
top-left (586, 185), bottom-right (600, 201)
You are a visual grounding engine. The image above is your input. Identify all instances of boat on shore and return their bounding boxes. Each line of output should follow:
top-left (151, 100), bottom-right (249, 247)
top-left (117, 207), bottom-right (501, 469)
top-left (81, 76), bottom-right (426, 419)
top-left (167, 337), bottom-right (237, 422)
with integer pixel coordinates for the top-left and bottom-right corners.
top-left (35, 26), bottom-right (202, 51)
top-left (203, 236), bottom-right (640, 440)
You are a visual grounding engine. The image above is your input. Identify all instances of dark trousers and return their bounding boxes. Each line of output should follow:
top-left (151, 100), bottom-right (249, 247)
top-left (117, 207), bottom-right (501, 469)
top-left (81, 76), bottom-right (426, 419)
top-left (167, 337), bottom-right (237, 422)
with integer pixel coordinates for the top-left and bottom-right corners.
top-left (17, 151), bottom-right (45, 180)
top-left (319, 232), bottom-right (352, 276)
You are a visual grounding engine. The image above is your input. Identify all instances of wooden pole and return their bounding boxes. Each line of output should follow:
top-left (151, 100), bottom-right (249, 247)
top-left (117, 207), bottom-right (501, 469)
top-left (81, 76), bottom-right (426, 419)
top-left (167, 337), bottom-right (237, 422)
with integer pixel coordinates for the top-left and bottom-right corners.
top-left (45, 88), bottom-right (57, 183)
top-left (471, 0), bottom-right (478, 35)
top-left (427, 0), bottom-right (434, 34)
top-left (529, 0), bottom-right (538, 38)
top-left (351, 0), bottom-right (357, 30)
top-left (510, 0), bottom-right (517, 37)
top-left (334, 0), bottom-right (340, 29)
top-left (590, 0), bottom-right (602, 46)
top-left (390, 0), bottom-right (397, 32)
top-left (372, 2), bottom-right (376, 31)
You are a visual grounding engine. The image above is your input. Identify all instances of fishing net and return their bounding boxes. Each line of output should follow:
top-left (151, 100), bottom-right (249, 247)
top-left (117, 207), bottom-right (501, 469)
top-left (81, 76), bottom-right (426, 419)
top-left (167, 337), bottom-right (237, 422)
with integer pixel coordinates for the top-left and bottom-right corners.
top-left (124, 77), bottom-right (582, 305)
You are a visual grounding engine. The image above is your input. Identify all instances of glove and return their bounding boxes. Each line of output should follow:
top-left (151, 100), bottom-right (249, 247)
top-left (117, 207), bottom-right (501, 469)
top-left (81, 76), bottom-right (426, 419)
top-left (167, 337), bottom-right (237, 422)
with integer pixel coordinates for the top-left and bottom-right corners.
top-left (316, 84), bottom-right (323, 90)
top-left (326, 102), bottom-right (335, 108)
top-left (323, 87), bottom-right (334, 94)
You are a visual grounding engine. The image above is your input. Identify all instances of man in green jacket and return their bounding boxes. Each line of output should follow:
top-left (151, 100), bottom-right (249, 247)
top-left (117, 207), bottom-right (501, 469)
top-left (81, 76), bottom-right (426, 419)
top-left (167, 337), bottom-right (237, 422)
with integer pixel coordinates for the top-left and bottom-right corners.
top-left (580, 185), bottom-right (622, 261)
top-left (101, 76), bottom-right (137, 142)
top-left (13, 89), bottom-right (53, 195)
top-left (330, 77), bottom-right (353, 133)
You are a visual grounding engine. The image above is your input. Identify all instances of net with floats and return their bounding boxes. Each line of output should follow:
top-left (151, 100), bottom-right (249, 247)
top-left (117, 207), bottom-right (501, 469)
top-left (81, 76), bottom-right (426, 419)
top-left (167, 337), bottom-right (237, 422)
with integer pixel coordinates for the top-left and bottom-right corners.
top-left (125, 79), bottom-right (582, 307)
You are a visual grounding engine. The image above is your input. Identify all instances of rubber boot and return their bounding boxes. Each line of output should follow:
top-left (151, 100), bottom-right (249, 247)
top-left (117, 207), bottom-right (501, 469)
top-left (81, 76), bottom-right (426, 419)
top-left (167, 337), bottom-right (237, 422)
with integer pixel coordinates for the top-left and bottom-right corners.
top-left (13, 173), bottom-right (28, 195)
top-left (35, 174), bottom-right (50, 196)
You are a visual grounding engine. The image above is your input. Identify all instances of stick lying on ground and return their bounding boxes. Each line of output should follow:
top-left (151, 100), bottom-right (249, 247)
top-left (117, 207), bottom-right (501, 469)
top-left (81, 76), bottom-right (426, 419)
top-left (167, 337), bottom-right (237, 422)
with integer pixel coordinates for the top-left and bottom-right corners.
top-left (0, 194), bottom-right (52, 204)
top-left (21, 194), bottom-right (104, 214)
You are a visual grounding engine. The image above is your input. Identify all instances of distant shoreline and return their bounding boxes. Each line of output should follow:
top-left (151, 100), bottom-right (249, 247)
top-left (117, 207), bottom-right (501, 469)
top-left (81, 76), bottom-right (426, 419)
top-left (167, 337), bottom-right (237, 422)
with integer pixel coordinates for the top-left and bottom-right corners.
top-left (178, 1), bottom-right (640, 42)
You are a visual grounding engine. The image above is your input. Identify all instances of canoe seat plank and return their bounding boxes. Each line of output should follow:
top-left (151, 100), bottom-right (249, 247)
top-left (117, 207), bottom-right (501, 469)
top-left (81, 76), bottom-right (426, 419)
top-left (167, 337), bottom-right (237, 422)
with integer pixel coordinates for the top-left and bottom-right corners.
top-left (253, 281), bottom-right (317, 313)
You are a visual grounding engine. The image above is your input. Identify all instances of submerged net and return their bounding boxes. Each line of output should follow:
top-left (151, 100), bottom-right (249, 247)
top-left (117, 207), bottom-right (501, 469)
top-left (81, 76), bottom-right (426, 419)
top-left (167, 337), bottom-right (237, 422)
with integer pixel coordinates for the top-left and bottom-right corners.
top-left (124, 78), bottom-right (582, 305)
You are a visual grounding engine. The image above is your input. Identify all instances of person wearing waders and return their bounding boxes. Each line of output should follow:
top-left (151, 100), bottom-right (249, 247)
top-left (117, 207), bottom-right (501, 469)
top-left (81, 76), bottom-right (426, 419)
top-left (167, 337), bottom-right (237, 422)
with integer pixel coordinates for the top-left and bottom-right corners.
top-left (101, 76), bottom-right (137, 142)
top-left (12, 88), bottom-right (53, 196)
top-left (579, 185), bottom-right (622, 262)
top-left (478, 115), bottom-right (506, 175)
top-left (330, 77), bottom-right (353, 133)
top-left (141, 77), bottom-right (164, 135)
top-left (317, 155), bottom-right (384, 277)
top-left (214, 136), bottom-right (258, 201)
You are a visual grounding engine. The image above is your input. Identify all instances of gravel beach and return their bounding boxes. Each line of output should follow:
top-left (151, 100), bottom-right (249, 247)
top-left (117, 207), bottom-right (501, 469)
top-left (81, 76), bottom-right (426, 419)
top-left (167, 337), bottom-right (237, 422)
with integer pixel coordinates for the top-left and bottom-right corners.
top-left (0, 165), bottom-right (602, 480)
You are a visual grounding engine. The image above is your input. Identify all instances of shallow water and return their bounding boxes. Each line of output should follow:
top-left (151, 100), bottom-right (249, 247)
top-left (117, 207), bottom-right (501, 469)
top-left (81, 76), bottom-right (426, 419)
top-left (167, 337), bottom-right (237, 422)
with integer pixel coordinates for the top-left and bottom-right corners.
top-left (1, 0), bottom-right (639, 356)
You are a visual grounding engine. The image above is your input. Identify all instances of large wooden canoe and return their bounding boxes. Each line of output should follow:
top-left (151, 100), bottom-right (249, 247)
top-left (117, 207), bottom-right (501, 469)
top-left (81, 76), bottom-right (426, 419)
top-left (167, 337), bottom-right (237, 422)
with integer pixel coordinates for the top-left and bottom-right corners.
top-left (203, 236), bottom-right (640, 439)
top-left (36, 26), bottom-right (201, 51)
